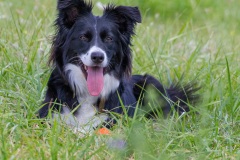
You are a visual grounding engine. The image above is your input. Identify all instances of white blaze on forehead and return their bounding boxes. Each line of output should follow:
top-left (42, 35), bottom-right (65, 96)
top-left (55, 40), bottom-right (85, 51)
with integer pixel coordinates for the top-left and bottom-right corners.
top-left (80, 46), bottom-right (108, 67)
top-left (88, 46), bottom-right (105, 54)
top-left (94, 16), bottom-right (98, 44)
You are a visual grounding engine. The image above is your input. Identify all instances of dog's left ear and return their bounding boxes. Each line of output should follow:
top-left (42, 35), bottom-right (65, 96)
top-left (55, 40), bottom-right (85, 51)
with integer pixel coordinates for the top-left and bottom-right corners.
top-left (103, 5), bottom-right (142, 36)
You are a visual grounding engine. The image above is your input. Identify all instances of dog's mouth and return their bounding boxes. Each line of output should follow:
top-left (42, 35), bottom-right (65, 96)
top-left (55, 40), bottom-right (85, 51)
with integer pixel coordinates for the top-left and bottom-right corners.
top-left (80, 63), bottom-right (108, 97)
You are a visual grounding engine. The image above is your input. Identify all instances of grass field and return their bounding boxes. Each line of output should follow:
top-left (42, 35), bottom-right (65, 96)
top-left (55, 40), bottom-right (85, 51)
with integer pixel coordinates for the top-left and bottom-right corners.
top-left (0, 0), bottom-right (240, 159)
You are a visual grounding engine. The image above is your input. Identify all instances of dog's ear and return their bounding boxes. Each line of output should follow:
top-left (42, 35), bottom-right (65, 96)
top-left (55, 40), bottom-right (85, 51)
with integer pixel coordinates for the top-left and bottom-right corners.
top-left (103, 6), bottom-right (141, 78)
top-left (103, 5), bottom-right (141, 36)
top-left (57, 0), bottom-right (93, 28)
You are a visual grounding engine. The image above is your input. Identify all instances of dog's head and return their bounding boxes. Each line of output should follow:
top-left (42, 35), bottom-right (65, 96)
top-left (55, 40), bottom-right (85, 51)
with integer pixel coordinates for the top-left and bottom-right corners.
top-left (50, 0), bottom-right (141, 96)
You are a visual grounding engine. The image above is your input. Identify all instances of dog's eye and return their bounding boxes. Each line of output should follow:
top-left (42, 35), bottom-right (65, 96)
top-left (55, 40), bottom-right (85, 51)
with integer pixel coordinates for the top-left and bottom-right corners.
top-left (80, 35), bottom-right (89, 41)
top-left (104, 36), bottom-right (113, 43)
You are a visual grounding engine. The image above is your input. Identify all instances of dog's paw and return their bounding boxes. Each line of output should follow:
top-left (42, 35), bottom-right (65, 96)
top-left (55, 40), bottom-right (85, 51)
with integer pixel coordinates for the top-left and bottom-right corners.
top-left (72, 113), bottom-right (109, 135)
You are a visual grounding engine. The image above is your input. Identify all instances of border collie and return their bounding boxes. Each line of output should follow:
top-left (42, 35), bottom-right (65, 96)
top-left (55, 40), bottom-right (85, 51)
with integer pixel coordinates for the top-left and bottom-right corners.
top-left (38, 0), bottom-right (199, 133)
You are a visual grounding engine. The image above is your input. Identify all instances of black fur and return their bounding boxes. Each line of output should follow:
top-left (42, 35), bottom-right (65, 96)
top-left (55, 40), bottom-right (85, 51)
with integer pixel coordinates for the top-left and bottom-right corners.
top-left (38, 0), bottom-right (200, 125)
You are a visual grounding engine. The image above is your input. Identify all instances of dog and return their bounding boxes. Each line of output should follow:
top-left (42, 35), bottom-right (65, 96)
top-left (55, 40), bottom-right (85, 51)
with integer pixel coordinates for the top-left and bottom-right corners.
top-left (38, 0), bottom-right (199, 133)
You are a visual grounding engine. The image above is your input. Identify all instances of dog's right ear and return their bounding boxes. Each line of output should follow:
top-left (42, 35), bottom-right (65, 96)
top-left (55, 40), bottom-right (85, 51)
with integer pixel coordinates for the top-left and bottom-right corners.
top-left (57, 0), bottom-right (93, 28)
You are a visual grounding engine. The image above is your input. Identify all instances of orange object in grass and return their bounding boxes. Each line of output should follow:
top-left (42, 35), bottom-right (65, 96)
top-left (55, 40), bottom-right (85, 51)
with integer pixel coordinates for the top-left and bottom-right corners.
top-left (97, 128), bottom-right (111, 135)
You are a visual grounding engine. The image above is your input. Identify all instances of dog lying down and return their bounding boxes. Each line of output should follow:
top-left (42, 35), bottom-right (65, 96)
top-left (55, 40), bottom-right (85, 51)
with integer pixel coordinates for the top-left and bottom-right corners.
top-left (38, 0), bottom-right (200, 134)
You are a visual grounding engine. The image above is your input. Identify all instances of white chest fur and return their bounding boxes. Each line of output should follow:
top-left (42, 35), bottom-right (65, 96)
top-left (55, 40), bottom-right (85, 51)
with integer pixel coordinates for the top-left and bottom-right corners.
top-left (59, 63), bottom-right (120, 133)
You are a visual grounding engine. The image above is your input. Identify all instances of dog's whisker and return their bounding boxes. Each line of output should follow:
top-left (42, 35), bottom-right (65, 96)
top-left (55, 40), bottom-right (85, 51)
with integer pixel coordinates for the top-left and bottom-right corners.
top-left (68, 56), bottom-right (80, 62)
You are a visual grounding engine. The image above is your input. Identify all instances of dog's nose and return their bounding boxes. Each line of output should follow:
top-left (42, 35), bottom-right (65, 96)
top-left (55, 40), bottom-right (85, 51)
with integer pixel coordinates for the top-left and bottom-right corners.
top-left (91, 52), bottom-right (104, 64)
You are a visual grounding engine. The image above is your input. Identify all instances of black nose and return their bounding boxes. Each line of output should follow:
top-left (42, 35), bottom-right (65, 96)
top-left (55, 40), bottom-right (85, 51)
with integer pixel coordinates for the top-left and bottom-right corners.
top-left (91, 52), bottom-right (104, 64)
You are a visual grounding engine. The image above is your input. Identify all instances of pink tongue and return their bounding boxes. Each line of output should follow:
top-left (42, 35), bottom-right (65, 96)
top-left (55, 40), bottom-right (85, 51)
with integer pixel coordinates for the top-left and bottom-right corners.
top-left (87, 67), bottom-right (104, 96)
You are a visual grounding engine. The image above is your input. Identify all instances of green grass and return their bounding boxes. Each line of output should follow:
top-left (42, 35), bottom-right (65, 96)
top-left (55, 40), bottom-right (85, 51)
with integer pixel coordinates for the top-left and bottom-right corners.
top-left (1, 0), bottom-right (240, 159)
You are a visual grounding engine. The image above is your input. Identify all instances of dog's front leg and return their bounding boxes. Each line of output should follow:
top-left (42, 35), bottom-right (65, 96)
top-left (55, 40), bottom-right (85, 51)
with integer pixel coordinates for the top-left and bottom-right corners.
top-left (53, 104), bottom-right (108, 134)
